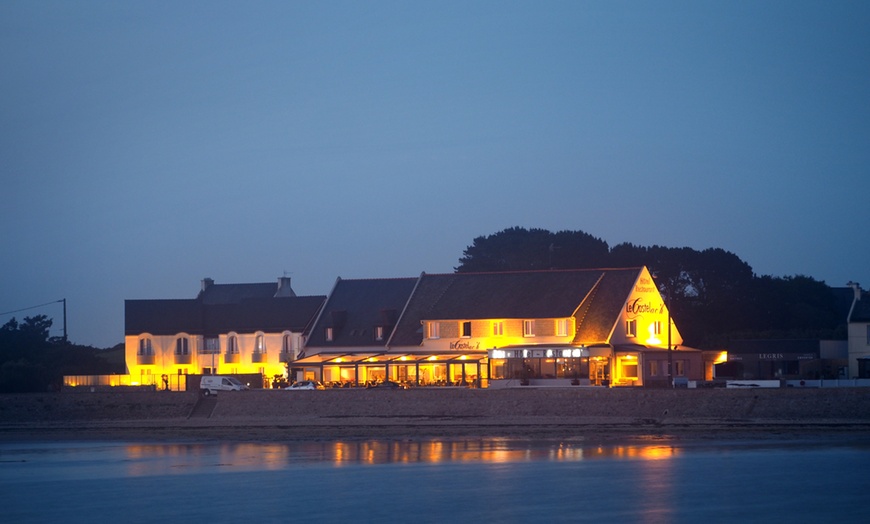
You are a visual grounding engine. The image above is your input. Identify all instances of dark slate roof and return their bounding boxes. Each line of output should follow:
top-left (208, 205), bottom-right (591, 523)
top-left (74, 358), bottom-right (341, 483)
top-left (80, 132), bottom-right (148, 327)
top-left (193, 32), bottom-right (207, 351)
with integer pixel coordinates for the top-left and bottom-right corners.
top-left (573, 269), bottom-right (640, 344)
top-left (389, 268), bottom-right (642, 347)
top-left (198, 282), bottom-right (289, 305)
top-left (850, 291), bottom-right (870, 322)
top-left (125, 294), bottom-right (325, 336)
top-left (305, 277), bottom-right (419, 348)
top-left (125, 299), bottom-right (201, 336)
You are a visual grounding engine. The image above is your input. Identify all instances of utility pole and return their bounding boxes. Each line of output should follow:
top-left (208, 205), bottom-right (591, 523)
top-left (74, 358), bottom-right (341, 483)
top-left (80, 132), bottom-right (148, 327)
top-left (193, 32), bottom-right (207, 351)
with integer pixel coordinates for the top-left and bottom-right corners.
top-left (60, 298), bottom-right (67, 343)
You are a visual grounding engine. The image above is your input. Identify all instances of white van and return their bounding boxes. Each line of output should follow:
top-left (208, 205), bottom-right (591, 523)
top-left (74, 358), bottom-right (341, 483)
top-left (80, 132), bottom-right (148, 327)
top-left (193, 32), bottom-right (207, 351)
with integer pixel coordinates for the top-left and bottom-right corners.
top-left (200, 376), bottom-right (249, 396)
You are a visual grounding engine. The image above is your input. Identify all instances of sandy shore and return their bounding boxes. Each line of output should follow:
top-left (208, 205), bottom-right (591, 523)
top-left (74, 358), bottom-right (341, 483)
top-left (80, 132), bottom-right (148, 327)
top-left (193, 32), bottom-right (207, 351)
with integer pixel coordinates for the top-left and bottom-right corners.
top-left (3, 387), bottom-right (870, 442)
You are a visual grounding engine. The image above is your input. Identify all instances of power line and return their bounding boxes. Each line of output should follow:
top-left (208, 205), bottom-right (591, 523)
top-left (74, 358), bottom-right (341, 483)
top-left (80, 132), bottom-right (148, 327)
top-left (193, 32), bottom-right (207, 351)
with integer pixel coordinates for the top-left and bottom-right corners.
top-left (0, 299), bottom-right (65, 318)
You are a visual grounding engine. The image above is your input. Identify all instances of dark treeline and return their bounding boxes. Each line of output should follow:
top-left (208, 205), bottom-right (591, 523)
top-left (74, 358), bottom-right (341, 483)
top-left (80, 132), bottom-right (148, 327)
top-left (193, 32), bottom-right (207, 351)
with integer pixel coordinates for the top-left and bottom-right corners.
top-left (456, 227), bottom-right (848, 348)
top-left (0, 315), bottom-right (124, 392)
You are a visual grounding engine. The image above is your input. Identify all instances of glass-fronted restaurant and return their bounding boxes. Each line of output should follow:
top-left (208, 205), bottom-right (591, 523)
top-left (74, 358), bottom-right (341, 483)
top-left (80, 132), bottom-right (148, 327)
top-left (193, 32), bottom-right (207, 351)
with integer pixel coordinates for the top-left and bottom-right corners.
top-left (293, 351), bottom-right (489, 387)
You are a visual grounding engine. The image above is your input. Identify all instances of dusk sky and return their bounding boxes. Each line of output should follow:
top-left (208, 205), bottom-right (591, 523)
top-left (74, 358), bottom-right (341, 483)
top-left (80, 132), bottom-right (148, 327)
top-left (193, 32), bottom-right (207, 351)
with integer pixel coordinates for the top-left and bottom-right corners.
top-left (2, 1), bottom-right (868, 348)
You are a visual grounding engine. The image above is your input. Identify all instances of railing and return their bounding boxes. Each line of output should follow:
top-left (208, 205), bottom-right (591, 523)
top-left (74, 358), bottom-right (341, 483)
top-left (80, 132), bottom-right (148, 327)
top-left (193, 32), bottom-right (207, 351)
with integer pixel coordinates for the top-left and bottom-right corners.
top-left (279, 351), bottom-right (293, 363)
top-left (174, 354), bottom-right (192, 365)
top-left (251, 352), bottom-right (266, 363)
top-left (224, 353), bottom-right (240, 364)
top-left (137, 354), bottom-right (155, 365)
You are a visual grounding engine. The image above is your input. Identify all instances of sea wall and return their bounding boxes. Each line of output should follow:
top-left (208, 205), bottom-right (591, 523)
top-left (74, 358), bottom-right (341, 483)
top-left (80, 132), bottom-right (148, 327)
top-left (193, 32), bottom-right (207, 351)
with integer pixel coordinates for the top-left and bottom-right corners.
top-left (3, 387), bottom-right (870, 424)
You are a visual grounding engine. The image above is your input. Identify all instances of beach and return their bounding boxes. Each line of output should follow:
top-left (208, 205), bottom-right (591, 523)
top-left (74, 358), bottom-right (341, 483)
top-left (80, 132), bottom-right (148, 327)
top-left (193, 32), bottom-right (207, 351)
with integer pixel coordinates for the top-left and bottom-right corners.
top-left (2, 387), bottom-right (870, 442)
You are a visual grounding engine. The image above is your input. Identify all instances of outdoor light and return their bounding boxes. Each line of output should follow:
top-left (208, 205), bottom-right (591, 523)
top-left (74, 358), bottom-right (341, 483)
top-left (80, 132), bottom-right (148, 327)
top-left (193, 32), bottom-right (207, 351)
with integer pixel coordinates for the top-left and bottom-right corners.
top-left (546, 349), bottom-right (553, 358)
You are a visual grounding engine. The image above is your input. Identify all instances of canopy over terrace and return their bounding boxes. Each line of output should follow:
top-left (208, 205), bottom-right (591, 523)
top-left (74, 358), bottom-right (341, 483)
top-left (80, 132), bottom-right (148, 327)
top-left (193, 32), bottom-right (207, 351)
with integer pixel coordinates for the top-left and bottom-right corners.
top-left (292, 350), bottom-right (488, 387)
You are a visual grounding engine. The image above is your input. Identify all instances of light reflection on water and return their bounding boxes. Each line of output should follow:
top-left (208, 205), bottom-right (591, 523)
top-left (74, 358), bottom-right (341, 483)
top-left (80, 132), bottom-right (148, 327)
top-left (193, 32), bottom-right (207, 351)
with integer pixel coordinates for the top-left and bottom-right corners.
top-left (2, 437), bottom-right (869, 522)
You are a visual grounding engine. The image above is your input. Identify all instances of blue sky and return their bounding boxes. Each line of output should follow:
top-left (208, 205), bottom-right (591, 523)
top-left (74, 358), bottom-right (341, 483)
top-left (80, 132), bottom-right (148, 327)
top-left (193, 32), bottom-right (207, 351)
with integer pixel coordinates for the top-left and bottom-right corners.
top-left (2, 1), bottom-right (868, 348)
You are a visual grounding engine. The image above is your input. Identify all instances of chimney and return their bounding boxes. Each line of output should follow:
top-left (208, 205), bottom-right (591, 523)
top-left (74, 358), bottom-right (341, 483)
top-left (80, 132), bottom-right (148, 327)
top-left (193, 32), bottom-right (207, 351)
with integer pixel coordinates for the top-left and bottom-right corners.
top-left (847, 281), bottom-right (862, 323)
top-left (201, 278), bottom-right (214, 292)
top-left (275, 276), bottom-right (296, 297)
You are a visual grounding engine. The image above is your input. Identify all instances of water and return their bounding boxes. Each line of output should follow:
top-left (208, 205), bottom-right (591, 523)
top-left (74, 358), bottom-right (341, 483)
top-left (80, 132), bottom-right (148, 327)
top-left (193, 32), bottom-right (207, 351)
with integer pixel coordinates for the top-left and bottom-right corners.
top-left (2, 437), bottom-right (869, 523)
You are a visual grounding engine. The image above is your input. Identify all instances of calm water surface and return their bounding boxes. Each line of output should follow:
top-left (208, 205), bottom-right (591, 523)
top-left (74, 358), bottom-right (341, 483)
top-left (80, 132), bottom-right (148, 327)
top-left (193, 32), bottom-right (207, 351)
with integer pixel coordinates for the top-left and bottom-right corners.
top-left (2, 436), bottom-right (869, 523)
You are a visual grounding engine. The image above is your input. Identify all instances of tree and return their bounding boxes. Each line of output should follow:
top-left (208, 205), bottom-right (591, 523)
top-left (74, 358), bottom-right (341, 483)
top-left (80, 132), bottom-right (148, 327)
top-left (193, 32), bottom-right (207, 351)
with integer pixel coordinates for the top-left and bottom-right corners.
top-left (456, 227), bottom-right (609, 272)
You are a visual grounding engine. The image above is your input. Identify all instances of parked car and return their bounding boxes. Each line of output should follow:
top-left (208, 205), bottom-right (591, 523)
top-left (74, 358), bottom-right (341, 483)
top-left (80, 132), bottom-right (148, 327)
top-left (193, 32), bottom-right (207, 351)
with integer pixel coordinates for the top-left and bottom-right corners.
top-left (366, 380), bottom-right (407, 390)
top-left (285, 380), bottom-right (325, 390)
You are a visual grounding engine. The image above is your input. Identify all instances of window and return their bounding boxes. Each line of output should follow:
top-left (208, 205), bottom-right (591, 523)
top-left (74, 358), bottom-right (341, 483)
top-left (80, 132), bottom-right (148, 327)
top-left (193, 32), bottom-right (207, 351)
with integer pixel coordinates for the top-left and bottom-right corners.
top-left (282, 334), bottom-right (292, 353)
top-left (138, 338), bottom-right (153, 356)
top-left (493, 321), bottom-right (504, 336)
top-left (461, 321), bottom-right (472, 338)
top-left (204, 337), bottom-right (220, 354)
top-left (175, 337), bottom-right (189, 355)
top-left (866, 325), bottom-right (870, 345)
top-left (523, 320), bottom-right (536, 337)
top-left (674, 360), bottom-right (686, 376)
top-left (556, 319), bottom-right (569, 337)
top-left (375, 326), bottom-right (385, 341)
top-left (325, 327), bottom-right (334, 342)
top-left (652, 321), bottom-right (662, 336)
top-left (227, 336), bottom-right (239, 354)
top-left (254, 334), bottom-right (266, 354)
top-left (649, 360), bottom-right (659, 377)
top-left (428, 322), bottom-right (440, 339)
top-left (625, 320), bottom-right (637, 338)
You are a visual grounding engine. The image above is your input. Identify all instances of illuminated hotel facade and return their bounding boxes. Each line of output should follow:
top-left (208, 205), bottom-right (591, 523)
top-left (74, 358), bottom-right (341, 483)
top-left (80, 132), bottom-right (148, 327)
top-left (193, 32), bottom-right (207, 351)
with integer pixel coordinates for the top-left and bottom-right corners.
top-left (124, 277), bottom-right (324, 388)
top-left (297, 267), bottom-right (704, 388)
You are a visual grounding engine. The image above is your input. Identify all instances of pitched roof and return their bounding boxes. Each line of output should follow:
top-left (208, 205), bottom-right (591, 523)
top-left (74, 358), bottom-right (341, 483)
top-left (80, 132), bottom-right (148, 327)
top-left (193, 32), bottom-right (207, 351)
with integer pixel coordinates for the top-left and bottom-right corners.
top-left (125, 278), bottom-right (323, 336)
top-left (305, 277), bottom-right (419, 348)
top-left (389, 268), bottom-right (643, 347)
top-left (850, 291), bottom-right (870, 322)
top-left (573, 269), bottom-right (640, 344)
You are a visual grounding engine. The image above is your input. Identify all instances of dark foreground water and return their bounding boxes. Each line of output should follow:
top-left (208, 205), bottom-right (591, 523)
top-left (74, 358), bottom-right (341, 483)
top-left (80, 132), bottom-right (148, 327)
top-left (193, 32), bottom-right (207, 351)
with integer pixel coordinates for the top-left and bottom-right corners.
top-left (2, 436), bottom-right (869, 523)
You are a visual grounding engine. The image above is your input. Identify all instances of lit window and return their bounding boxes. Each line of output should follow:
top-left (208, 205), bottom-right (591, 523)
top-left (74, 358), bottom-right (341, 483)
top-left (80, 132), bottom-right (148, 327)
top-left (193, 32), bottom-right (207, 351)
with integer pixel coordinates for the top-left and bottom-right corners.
top-left (461, 321), bottom-right (472, 338)
top-left (556, 319), bottom-right (569, 337)
top-left (428, 322), bottom-right (440, 339)
top-left (175, 337), bottom-right (189, 355)
top-left (325, 327), bottom-right (334, 341)
top-left (138, 338), bottom-right (153, 356)
top-left (493, 321), bottom-right (504, 336)
top-left (652, 321), bottom-right (662, 336)
top-left (375, 326), bottom-right (385, 341)
top-left (626, 320), bottom-right (637, 338)
top-left (255, 334), bottom-right (266, 354)
top-left (523, 320), bottom-right (535, 337)
top-left (227, 336), bottom-right (239, 354)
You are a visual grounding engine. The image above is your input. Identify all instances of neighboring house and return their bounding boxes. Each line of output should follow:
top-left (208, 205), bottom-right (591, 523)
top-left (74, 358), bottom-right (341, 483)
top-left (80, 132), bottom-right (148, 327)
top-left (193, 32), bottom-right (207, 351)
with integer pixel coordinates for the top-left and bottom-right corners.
top-left (298, 267), bottom-right (699, 387)
top-left (847, 282), bottom-right (870, 378)
top-left (125, 277), bottom-right (324, 387)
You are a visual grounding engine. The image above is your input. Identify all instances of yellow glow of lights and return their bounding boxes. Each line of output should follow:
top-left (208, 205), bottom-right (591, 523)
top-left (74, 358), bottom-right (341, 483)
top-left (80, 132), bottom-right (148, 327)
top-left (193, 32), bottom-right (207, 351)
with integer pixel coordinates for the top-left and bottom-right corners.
top-left (400, 356), bottom-right (408, 361)
top-left (459, 355), bottom-right (467, 360)
top-left (428, 356), bottom-right (437, 361)
top-left (335, 358), bottom-right (343, 363)
top-left (645, 323), bottom-right (661, 346)
top-left (368, 357), bottom-right (378, 362)
top-left (714, 351), bottom-right (728, 364)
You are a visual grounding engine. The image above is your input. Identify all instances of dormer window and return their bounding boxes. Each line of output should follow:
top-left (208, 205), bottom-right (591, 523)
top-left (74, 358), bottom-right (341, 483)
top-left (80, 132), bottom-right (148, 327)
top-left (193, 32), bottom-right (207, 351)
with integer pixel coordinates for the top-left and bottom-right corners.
top-left (427, 322), bottom-right (440, 339)
top-left (138, 338), bottom-right (153, 356)
top-left (492, 321), bottom-right (504, 336)
top-left (254, 334), bottom-right (266, 354)
top-left (325, 327), bottom-right (334, 342)
top-left (375, 326), bottom-right (385, 341)
top-left (461, 321), bottom-right (472, 338)
top-left (523, 320), bottom-right (536, 337)
top-left (175, 337), bottom-right (189, 355)
top-left (556, 319), bottom-right (570, 337)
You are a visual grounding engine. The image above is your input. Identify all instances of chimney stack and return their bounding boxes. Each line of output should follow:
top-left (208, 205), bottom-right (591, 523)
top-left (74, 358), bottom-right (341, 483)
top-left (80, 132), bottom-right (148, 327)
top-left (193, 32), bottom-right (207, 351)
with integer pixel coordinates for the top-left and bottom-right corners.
top-left (275, 276), bottom-right (296, 297)
top-left (202, 277), bottom-right (214, 292)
